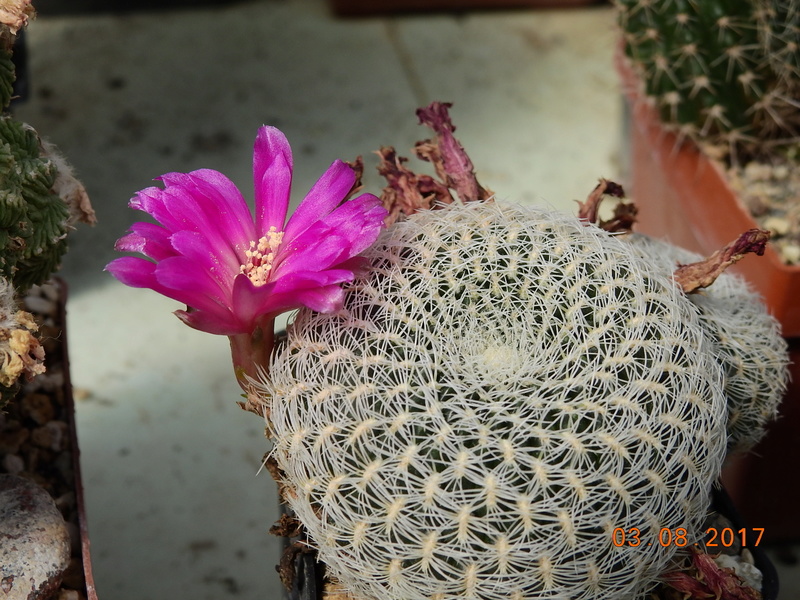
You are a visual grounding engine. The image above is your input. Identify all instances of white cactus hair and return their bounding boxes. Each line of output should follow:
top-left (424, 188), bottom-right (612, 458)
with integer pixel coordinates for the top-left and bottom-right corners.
top-left (261, 201), bottom-right (729, 600)
top-left (624, 233), bottom-right (789, 455)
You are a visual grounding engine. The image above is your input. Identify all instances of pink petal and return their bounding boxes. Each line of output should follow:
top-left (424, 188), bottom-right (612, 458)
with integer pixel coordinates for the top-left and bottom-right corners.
top-left (273, 232), bottom-right (352, 279)
top-left (253, 126), bottom-right (293, 233)
top-left (159, 178), bottom-right (246, 246)
top-left (230, 269), bottom-right (355, 325)
top-left (169, 230), bottom-right (241, 287)
top-left (283, 160), bottom-right (356, 241)
top-left (154, 256), bottom-right (231, 310)
top-left (114, 256), bottom-right (242, 334)
top-left (114, 222), bottom-right (175, 261)
top-left (107, 257), bottom-right (229, 320)
top-left (129, 186), bottom-right (185, 232)
top-left (175, 308), bottom-right (243, 335)
top-left (272, 193), bottom-right (386, 278)
top-left (132, 173), bottom-right (253, 270)
top-left (163, 169), bottom-right (256, 251)
top-left (105, 256), bottom-right (161, 289)
top-left (280, 285), bottom-right (345, 314)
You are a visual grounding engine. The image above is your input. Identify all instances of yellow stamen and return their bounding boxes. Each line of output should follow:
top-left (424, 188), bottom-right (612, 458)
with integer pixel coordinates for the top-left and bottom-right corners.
top-left (240, 226), bottom-right (284, 286)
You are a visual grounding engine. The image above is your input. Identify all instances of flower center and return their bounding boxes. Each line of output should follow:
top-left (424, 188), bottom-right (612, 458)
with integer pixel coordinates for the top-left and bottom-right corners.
top-left (240, 226), bottom-right (284, 286)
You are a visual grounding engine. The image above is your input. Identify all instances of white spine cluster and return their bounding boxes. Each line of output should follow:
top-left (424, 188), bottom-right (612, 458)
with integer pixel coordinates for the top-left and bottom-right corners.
top-left (262, 201), bottom-right (729, 600)
top-left (624, 233), bottom-right (788, 454)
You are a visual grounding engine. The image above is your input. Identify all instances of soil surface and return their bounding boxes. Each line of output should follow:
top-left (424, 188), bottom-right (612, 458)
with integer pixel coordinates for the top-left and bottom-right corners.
top-left (726, 157), bottom-right (800, 266)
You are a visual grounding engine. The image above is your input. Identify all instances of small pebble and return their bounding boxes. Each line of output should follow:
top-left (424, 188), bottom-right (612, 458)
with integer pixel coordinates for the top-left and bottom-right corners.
top-left (21, 393), bottom-right (57, 425)
top-left (1, 453), bottom-right (25, 475)
top-left (763, 216), bottom-right (791, 237)
top-left (715, 553), bottom-right (763, 592)
top-left (780, 243), bottom-right (800, 264)
top-left (0, 423), bottom-right (30, 454)
top-left (0, 475), bottom-right (71, 600)
top-left (31, 421), bottom-right (67, 452)
top-left (38, 284), bottom-right (60, 304)
top-left (773, 165), bottom-right (790, 180)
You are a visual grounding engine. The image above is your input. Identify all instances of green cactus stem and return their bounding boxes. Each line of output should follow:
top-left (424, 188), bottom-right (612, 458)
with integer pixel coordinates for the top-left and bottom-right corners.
top-left (0, 6), bottom-right (93, 293)
top-left (616, 0), bottom-right (800, 157)
top-left (0, 117), bottom-right (70, 292)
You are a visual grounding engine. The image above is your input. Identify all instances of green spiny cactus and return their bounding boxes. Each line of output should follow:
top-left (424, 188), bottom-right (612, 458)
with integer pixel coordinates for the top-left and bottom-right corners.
top-left (0, 28), bottom-right (73, 293)
top-left (260, 201), bottom-right (728, 600)
top-left (616, 0), bottom-right (800, 156)
top-left (759, 0), bottom-right (800, 81)
top-left (624, 233), bottom-right (788, 455)
top-left (0, 117), bottom-right (70, 292)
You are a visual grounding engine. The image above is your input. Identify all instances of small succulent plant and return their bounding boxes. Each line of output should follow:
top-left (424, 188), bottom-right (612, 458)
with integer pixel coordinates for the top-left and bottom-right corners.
top-left (615, 0), bottom-right (800, 157)
top-left (0, 116), bottom-right (72, 292)
top-left (1, 4), bottom-right (94, 294)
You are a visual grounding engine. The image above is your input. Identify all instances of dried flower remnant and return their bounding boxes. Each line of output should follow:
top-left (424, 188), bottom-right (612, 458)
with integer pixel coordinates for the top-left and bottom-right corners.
top-left (674, 229), bottom-right (771, 294)
top-left (576, 178), bottom-right (637, 232)
top-left (661, 547), bottom-right (761, 600)
top-left (416, 101), bottom-right (493, 202)
top-left (376, 146), bottom-right (453, 226)
top-left (107, 126), bottom-right (387, 386)
top-left (0, 278), bottom-right (44, 408)
top-left (378, 102), bottom-right (493, 225)
top-left (0, 0), bottom-right (34, 37)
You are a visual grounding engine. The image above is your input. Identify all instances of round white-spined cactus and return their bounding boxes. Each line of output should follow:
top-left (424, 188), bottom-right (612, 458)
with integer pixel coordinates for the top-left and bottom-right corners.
top-left (262, 201), bottom-right (728, 600)
top-left (624, 233), bottom-right (789, 455)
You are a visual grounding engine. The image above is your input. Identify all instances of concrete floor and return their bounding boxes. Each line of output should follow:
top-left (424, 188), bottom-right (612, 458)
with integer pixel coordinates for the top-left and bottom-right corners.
top-left (10, 0), bottom-right (799, 598)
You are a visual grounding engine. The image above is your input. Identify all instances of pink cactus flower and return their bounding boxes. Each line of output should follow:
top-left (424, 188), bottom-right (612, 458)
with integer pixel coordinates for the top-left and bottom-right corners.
top-left (107, 126), bottom-right (387, 385)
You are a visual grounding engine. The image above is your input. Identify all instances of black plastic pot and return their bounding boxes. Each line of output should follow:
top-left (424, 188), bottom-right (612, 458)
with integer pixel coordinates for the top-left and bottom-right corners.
top-left (710, 483), bottom-right (779, 599)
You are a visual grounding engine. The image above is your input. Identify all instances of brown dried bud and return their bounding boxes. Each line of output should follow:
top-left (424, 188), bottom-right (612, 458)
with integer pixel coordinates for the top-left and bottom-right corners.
top-left (269, 512), bottom-right (303, 538)
top-left (576, 179), bottom-right (634, 232)
top-left (343, 155), bottom-right (365, 204)
top-left (416, 101), bottom-right (493, 202)
top-left (376, 146), bottom-right (453, 226)
top-left (278, 541), bottom-right (314, 592)
top-left (0, 0), bottom-right (34, 37)
top-left (661, 547), bottom-right (761, 600)
top-left (674, 229), bottom-right (771, 294)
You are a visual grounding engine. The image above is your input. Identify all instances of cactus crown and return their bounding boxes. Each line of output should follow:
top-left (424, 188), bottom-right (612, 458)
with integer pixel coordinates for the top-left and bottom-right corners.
top-left (616, 0), bottom-right (800, 157)
top-left (264, 202), bottom-right (728, 600)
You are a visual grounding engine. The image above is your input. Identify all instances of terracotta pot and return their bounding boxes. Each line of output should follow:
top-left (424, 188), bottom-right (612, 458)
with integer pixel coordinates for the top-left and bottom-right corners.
top-left (616, 46), bottom-right (800, 543)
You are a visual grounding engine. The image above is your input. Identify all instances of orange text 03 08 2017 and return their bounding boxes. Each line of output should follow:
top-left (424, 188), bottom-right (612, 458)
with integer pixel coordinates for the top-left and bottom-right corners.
top-left (611, 527), bottom-right (764, 548)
